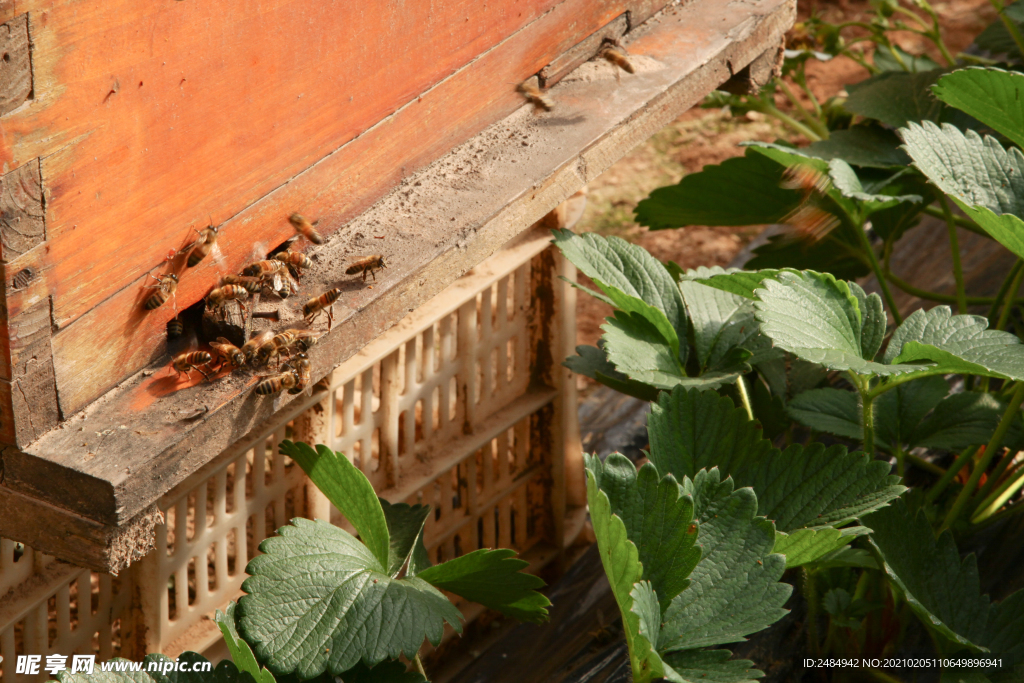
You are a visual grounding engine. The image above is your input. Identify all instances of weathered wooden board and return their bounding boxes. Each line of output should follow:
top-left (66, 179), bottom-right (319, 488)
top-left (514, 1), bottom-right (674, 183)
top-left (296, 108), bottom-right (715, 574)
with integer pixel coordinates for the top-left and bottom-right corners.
top-left (0, 0), bottom-right (796, 570)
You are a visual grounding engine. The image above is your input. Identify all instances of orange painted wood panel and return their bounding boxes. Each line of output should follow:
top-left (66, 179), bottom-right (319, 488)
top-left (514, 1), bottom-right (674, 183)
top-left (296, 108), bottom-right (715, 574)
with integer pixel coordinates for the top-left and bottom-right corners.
top-left (44, 0), bottom-right (640, 415)
top-left (0, 0), bottom-right (562, 330)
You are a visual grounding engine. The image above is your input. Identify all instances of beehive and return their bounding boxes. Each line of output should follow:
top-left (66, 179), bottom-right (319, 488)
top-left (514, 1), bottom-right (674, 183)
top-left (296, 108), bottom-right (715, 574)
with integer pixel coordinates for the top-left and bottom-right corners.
top-left (0, 0), bottom-right (794, 573)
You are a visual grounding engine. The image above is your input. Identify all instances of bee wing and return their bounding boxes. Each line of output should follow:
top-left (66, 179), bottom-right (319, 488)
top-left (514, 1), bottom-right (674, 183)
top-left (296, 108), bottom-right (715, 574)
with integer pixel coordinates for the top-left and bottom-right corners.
top-left (208, 241), bottom-right (226, 266)
top-left (271, 273), bottom-right (283, 292)
top-left (250, 241), bottom-right (269, 262)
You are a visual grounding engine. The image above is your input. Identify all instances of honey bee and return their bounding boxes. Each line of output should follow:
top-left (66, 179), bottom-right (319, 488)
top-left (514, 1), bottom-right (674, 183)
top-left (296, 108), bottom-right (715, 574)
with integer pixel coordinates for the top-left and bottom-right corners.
top-left (171, 351), bottom-right (213, 381)
top-left (288, 329), bottom-right (319, 353)
top-left (255, 333), bottom-right (288, 366)
top-left (255, 369), bottom-right (299, 395)
top-left (242, 260), bottom-right (288, 278)
top-left (166, 316), bottom-right (184, 339)
top-left (221, 274), bottom-right (264, 295)
top-left (346, 256), bottom-right (387, 282)
top-left (780, 163), bottom-right (831, 197)
top-left (781, 204), bottom-right (840, 244)
top-left (303, 287), bottom-right (342, 330)
top-left (517, 80), bottom-right (554, 112)
top-left (286, 353), bottom-right (312, 395)
top-left (274, 250), bottom-right (314, 277)
top-left (183, 225), bottom-right (219, 268)
top-left (207, 284), bottom-right (250, 313)
top-left (209, 337), bottom-right (245, 369)
top-left (289, 213), bottom-right (325, 245)
top-left (242, 330), bottom-right (274, 365)
top-left (144, 273), bottom-right (179, 311)
top-left (601, 44), bottom-right (635, 74)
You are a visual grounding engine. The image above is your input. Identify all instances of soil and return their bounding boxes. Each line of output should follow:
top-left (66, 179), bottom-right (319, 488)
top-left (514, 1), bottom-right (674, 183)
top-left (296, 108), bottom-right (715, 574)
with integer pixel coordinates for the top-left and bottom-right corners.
top-left (572, 0), bottom-right (999, 364)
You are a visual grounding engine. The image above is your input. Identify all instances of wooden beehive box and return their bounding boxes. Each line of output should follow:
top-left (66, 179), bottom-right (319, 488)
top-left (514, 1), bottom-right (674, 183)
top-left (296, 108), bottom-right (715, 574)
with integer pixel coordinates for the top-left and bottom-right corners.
top-left (0, 0), bottom-right (795, 573)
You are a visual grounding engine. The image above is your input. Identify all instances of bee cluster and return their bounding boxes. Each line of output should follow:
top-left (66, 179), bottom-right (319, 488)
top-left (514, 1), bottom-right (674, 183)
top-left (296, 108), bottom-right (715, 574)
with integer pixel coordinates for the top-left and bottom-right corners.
top-left (144, 211), bottom-right (386, 397)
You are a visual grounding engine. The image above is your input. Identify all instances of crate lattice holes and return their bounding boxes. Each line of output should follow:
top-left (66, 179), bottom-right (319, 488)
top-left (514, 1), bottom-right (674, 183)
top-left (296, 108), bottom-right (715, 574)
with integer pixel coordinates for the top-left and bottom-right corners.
top-left (0, 229), bottom-right (582, 676)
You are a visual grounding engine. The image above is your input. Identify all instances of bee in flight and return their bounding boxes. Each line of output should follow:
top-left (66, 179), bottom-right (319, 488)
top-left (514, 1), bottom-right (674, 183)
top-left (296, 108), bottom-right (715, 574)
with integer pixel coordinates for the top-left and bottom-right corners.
top-left (303, 287), bottom-right (342, 331)
top-left (182, 224), bottom-right (220, 268)
top-left (517, 79), bottom-right (554, 112)
top-left (779, 163), bottom-right (839, 244)
top-left (287, 353), bottom-right (312, 395)
top-left (171, 351), bottom-right (212, 381)
top-left (347, 255), bottom-right (387, 282)
top-left (242, 330), bottom-right (274, 365)
top-left (274, 250), bottom-right (313, 278)
top-left (209, 337), bottom-right (245, 370)
top-left (289, 213), bottom-right (325, 245)
top-left (601, 40), bottom-right (635, 75)
top-left (144, 273), bottom-right (179, 311)
top-left (255, 368), bottom-right (299, 395)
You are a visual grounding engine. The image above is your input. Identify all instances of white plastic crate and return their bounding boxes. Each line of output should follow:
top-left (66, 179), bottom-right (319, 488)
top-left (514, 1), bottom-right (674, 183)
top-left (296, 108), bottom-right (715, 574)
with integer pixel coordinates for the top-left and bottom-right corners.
top-left (0, 224), bottom-right (584, 676)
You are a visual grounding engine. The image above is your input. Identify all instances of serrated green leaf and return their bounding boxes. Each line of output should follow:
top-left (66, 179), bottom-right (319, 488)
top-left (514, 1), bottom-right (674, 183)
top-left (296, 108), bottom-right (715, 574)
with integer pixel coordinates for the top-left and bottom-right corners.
top-left (661, 650), bottom-right (765, 683)
top-left (661, 470), bottom-right (790, 651)
top-left (585, 459), bottom-right (664, 683)
top-left (634, 149), bottom-right (803, 230)
top-left (604, 285), bottom-right (683, 364)
top-left (849, 282), bottom-right (887, 360)
top-left (874, 44), bottom-right (941, 73)
top-left (563, 344), bottom-right (660, 401)
top-left (888, 307), bottom-right (1024, 381)
top-left (280, 441), bottom-right (390, 569)
top-left (753, 271), bottom-right (921, 376)
top-left (876, 375), bottom-right (950, 448)
top-left (787, 387), bottom-right (862, 440)
top-left (630, 581), bottom-right (677, 682)
top-left (691, 269), bottom-right (794, 300)
top-left (800, 126), bottom-right (912, 168)
top-left (336, 660), bottom-right (426, 683)
top-left (678, 279), bottom-right (762, 371)
top-left (932, 68), bottom-right (1024, 150)
top-left (900, 121), bottom-right (1024, 259)
top-left (379, 499), bottom-right (430, 578)
top-left (846, 69), bottom-right (947, 128)
top-left (216, 602), bottom-right (276, 683)
top-left (772, 526), bottom-right (869, 569)
top-left (909, 391), bottom-right (1014, 451)
top-left (866, 499), bottom-right (1024, 663)
top-left (416, 548), bottom-right (550, 623)
top-left (744, 232), bottom-right (870, 280)
top-left (238, 518), bottom-right (462, 679)
top-left (974, 2), bottom-right (1024, 59)
top-left (552, 229), bottom-right (687, 345)
top-left (813, 545), bottom-right (879, 570)
top-left (828, 160), bottom-right (923, 210)
top-left (647, 386), bottom-right (773, 482)
top-left (587, 454), bottom-right (702, 612)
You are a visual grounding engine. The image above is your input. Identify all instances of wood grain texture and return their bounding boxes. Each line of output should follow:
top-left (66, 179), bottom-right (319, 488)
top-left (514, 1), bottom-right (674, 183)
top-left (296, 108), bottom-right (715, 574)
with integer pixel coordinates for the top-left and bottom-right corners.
top-left (35, 0), bottom-right (666, 417)
top-left (0, 13), bottom-right (31, 119)
top-left (2, 0), bottom-right (794, 567)
top-left (0, 159), bottom-right (44, 262)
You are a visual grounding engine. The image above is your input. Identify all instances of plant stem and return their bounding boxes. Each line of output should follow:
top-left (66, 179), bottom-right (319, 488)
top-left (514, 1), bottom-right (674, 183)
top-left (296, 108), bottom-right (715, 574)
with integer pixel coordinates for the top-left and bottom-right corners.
top-left (991, 0), bottom-right (1024, 62)
top-left (972, 446), bottom-right (1019, 510)
top-left (853, 223), bottom-right (902, 325)
top-left (939, 196), bottom-right (968, 315)
top-left (972, 497), bottom-right (1024, 530)
top-left (802, 568), bottom-right (822, 657)
top-left (921, 205), bottom-right (986, 236)
top-left (988, 260), bottom-right (1024, 327)
top-left (760, 102), bottom-right (824, 142)
top-left (859, 379), bottom-right (877, 455)
top-left (894, 444), bottom-right (905, 478)
top-left (884, 271), bottom-right (1021, 306)
top-left (905, 452), bottom-right (946, 477)
top-left (926, 446), bottom-right (979, 504)
top-left (972, 465), bottom-right (1024, 523)
top-left (942, 382), bottom-right (1024, 531)
top-left (736, 375), bottom-right (755, 421)
top-left (997, 264), bottom-right (1024, 331)
top-left (777, 80), bottom-right (829, 139)
top-left (414, 654), bottom-right (428, 679)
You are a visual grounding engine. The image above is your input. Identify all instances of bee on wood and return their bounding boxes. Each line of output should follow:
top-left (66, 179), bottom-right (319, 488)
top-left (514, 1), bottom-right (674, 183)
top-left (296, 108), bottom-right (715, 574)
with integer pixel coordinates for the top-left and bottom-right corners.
top-left (255, 369), bottom-right (299, 395)
top-left (346, 255), bottom-right (387, 282)
top-left (242, 330), bottom-right (274, 365)
top-left (182, 225), bottom-right (220, 268)
top-left (268, 271), bottom-right (301, 299)
top-left (517, 80), bottom-right (554, 112)
top-left (274, 250), bottom-right (314, 277)
top-left (207, 284), bottom-right (250, 313)
top-left (289, 213), bottom-right (325, 245)
top-left (601, 43), bottom-right (635, 74)
top-left (242, 260), bottom-right (288, 278)
top-left (255, 334), bottom-right (288, 366)
top-left (303, 287), bottom-right (342, 331)
top-left (780, 163), bottom-right (831, 197)
top-left (286, 353), bottom-right (312, 395)
top-left (144, 273), bottom-right (179, 311)
top-left (288, 329), bottom-right (319, 353)
top-left (166, 315), bottom-right (184, 339)
top-left (171, 351), bottom-right (213, 381)
top-left (221, 274), bottom-right (264, 295)
top-left (210, 337), bottom-right (245, 370)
